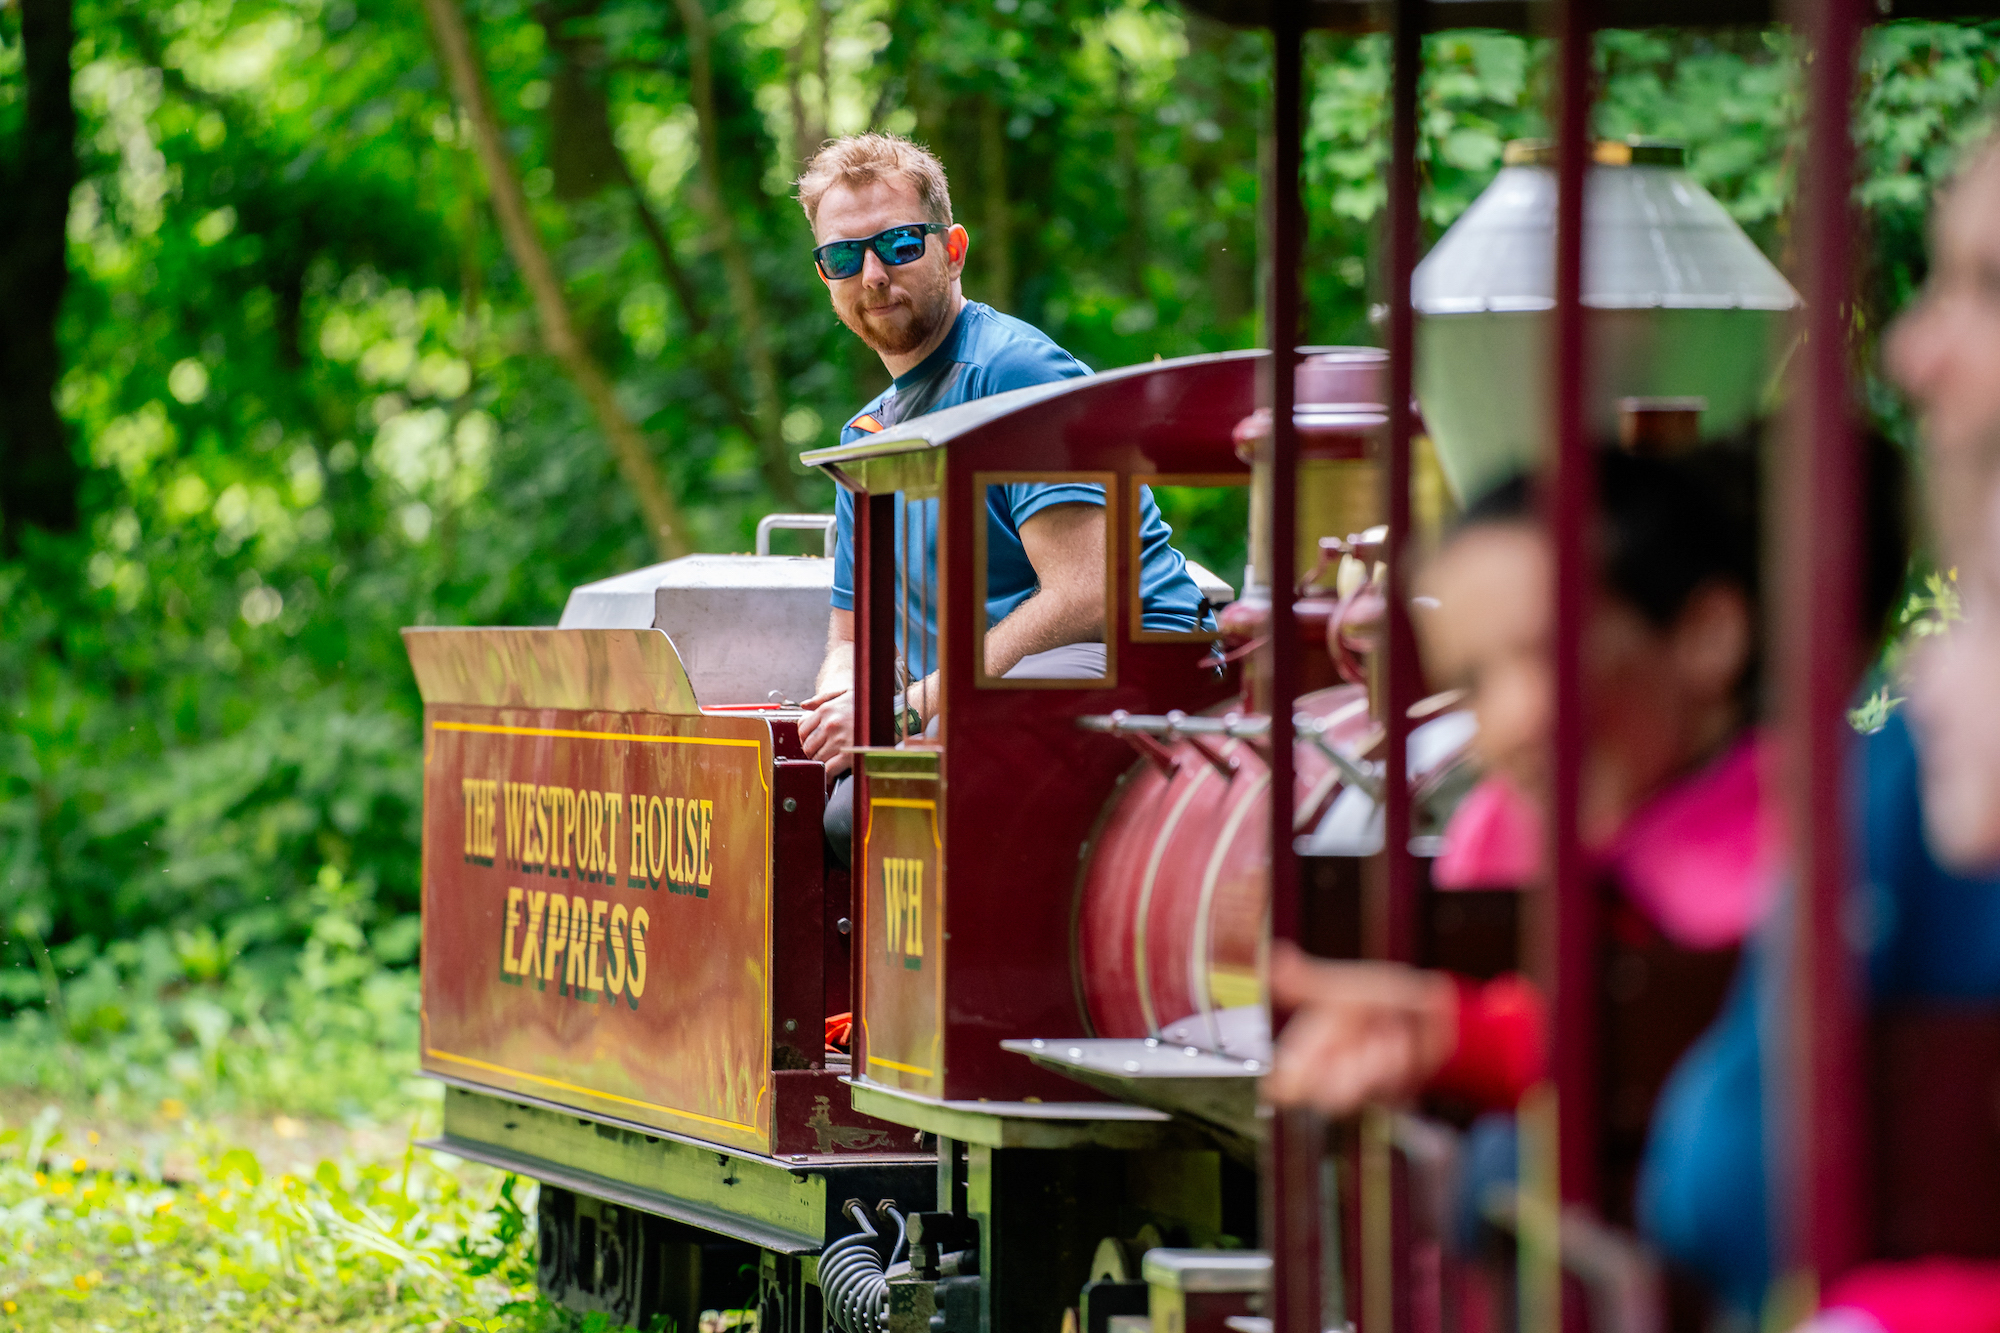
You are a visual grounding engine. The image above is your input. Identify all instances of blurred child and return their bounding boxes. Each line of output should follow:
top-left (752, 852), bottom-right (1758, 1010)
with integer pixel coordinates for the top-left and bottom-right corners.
top-left (1266, 434), bottom-right (1910, 1312)
top-left (1266, 445), bottom-right (1773, 1118)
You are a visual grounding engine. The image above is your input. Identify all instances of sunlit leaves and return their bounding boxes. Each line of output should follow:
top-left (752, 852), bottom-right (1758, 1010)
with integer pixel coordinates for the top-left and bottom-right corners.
top-left (167, 360), bottom-right (210, 405)
top-left (90, 403), bottom-right (176, 483)
top-left (0, 1106), bottom-right (547, 1329)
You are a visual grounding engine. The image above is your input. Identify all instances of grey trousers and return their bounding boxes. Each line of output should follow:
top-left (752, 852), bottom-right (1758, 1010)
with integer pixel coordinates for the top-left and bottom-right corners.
top-left (822, 642), bottom-right (1109, 865)
top-left (999, 642), bottom-right (1109, 680)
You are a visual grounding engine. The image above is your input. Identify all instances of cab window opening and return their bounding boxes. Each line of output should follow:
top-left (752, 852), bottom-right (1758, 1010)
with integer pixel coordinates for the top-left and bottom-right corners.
top-left (974, 472), bottom-right (1118, 687)
top-left (1134, 475), bottom-right (1248, 641)
top-left (890, 491), bottom-right (942, 736)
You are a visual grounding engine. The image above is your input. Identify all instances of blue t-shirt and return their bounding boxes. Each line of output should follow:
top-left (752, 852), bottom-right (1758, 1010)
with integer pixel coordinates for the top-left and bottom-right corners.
top-left (1637, 712), bottom-right (2000, 1314)
top-left (828, 301), bottom-right (1209, 678)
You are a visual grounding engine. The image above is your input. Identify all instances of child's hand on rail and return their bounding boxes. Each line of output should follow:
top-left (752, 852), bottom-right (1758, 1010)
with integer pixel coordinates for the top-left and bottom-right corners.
top-left (1262, 941), bottom-right (1457, 1117)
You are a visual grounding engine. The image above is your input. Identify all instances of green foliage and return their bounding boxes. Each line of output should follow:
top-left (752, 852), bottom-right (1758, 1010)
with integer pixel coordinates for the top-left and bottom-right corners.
top-left (0, 0), bottom-right (1996, 1234)
top-left (1849, 683), bottom-right (1903, 735)
top-left (0, 1105), bottom-right (541, 1330)
top-left (0, 0), bottom-right (1282, 1013)
top-left (0, 866), bottom-right (423, 1121)
top-left (1151, 483), bottom-right (1249, 592)
top-left (1851, 565), bottom-right (1964, 732)
top-left (0, 1098), bottom-right (729, 1329)
top-left (1859, 25), bottom-right (2000, 316)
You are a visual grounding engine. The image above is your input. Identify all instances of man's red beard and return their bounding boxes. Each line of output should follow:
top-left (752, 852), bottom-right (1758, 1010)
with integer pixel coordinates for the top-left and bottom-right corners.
top-left (838, 262), bottom-right (955, 357)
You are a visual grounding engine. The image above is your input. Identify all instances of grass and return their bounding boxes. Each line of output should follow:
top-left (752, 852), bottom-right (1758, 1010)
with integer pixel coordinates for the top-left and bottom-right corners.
top-left (0, 870), bottom-right (431, 1124)
top-left (0, 1104), bottom-right (543, 1331)
top-left (0, 905), bottom-right (700, 1332)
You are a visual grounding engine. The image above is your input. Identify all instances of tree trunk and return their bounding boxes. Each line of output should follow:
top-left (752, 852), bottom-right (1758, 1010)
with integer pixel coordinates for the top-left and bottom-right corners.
top-left (977, 94), bottom-right (1013, 313)
top-left (437, 136), bottom-right (489, 586)
top-left (615, 156), bottom-right (763, 447)
top-left (533, 0), bottom-right (767, 457)
top-left (812, 0), bottom-right (830, 155)
top-left (1115, 56), bottom-right (1147, 300)
top-left (423, 0), bottom-right (690, 559)
top-left (1181, 12), bottom-right (1255, 332)
top-left (788, 0), bottom-right (828, 166)
top-left (538, 0), bottom-right (625, 201)
top-left (0, 0), bottom-right (81, 548)
top-left (675, 0), bottom-right (799, 508)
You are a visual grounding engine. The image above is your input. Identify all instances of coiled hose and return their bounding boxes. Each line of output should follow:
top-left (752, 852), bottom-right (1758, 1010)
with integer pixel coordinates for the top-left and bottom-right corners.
top-left (820, 1200), bottom-right (907, 1333)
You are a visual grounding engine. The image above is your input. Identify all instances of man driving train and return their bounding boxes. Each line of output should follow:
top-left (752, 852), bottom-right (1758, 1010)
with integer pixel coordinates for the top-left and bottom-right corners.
top-left (790, 133), bottom-right (1210, 863)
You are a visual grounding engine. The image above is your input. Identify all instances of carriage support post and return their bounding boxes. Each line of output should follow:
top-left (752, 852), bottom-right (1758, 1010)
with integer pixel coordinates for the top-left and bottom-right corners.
top-left (1780, 0), bottom-right (1869, 1292)
top-left (1545, 0), bottom-right (1602, 1230)
top-left (1264, 6), bottom-right (1323, 1333)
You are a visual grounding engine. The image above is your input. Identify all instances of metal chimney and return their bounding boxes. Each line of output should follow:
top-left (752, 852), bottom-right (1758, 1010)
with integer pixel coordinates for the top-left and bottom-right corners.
top-left (1412, 138), bottom-right (1799, 502)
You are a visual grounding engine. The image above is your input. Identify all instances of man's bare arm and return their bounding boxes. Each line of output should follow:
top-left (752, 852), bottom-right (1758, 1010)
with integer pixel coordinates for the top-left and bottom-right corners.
top-left (816, 609), bottom-right (855, 694)
top-left (984, 502), bottom-right (1106, 674)
top-left (800, 608), bottom-right (857, 777)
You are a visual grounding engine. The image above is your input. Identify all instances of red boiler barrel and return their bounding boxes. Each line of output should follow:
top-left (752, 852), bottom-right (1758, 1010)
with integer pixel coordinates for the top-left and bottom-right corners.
top-left (1075, 685), bottom-right (1378, 1051)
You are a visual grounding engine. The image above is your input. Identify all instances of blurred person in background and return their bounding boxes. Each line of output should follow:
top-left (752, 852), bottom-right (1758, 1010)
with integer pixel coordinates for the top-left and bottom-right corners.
top-left (1795, 128), bottom-right (2000, 1333)
top-left (1269, 430), bottom-right (1909, 1316)
top-left (1264, 444), bottom-right (1779, 1117)
top-left (1890, 130), bottom-right (2000, 871)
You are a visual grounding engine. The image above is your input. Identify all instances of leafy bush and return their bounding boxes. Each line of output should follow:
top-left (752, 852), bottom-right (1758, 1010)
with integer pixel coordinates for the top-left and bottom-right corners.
top-left (0, 867), bottom-right (423, 1123)
top-left (0, 1105), bottom-right (538, 1330)
top-left (3, 1), bottom-right (1997, 1027)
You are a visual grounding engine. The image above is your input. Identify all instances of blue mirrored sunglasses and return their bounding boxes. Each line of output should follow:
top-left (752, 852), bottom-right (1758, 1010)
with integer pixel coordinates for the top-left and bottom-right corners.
top-left (813, 223), bottom-right (949, 280)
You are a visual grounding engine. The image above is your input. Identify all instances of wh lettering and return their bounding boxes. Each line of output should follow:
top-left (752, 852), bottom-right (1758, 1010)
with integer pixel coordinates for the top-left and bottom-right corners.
top-left (882, 857), bottom-right (924, 970)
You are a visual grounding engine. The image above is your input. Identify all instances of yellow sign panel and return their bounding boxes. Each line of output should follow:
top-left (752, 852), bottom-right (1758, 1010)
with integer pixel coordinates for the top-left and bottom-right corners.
top-left (860, 788), bottom-right (944, 1096)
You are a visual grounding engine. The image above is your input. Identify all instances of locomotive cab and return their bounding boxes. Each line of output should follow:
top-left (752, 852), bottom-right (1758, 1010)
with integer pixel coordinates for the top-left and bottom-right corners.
top-left (800, 351), bottom-right (1302, 1111)
top-left (798, 350), bottom-right (1419, 1332)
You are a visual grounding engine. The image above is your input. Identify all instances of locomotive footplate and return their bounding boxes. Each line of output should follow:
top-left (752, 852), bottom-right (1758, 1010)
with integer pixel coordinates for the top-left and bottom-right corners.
top-left (842, 1075), bottom-right (1203, 1152)
top-left (425, 1082), bottom-right (935, 1255)
top-left (999, 1039), bottom-right (1261, 1164)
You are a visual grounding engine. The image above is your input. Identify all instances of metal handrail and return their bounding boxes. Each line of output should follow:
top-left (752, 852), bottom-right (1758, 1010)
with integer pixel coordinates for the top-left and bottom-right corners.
top-left (1075, 709), bottom-right (1388, 802)
top-left (754, 513), bottom-right (837, 558)
top-left (1076, 709), bottom-right (1271, 741)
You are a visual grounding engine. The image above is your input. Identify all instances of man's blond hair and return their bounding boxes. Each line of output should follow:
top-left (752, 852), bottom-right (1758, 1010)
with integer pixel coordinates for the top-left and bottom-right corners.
top-left (796, 133), bottom-right (953, 231)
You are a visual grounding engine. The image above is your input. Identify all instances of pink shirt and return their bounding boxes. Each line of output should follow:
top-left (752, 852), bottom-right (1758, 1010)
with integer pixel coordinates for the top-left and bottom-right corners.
top-left (1823, 1259), bottom-right (2000, 1333)
top-left (1432, 732), bottom-right (1782, 950)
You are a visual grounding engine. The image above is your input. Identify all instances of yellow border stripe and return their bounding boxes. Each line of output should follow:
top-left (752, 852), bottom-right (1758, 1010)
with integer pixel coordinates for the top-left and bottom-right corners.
top-left (871, 798), bottom-right (941, 852)
top-left (860, 796), bottom-right (945, 1081)
top-left (434, 721), bottom-right (758, 748)
top-left (426, 1049), bottom-right (759, 1133)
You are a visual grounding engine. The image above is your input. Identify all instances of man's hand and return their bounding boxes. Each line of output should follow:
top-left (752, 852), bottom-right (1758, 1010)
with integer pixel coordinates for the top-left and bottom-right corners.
top-left (803, 610), bottom-right (857, 780)
top-left (799, 687), bottom-right (855, 779)
top-left (1262, 941), bottom-right (1456, 1117)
